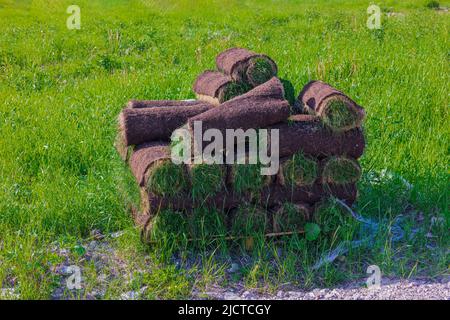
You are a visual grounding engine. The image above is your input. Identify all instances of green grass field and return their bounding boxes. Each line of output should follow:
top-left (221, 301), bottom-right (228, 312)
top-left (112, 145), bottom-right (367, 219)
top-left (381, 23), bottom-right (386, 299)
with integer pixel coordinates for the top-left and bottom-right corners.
top-left (0, 0), bottom-right (448, 299)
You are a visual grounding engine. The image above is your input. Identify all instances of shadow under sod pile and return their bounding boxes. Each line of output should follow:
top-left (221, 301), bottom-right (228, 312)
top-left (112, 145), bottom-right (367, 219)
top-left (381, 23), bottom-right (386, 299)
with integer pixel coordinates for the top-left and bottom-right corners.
top-left (115, 47), bottom-right (366, 243)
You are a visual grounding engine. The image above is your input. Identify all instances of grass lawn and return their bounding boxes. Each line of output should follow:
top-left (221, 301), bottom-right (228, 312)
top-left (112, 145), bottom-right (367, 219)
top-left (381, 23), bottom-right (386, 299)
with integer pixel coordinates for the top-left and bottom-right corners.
top-left (0, 0), bottom-right (448, 299)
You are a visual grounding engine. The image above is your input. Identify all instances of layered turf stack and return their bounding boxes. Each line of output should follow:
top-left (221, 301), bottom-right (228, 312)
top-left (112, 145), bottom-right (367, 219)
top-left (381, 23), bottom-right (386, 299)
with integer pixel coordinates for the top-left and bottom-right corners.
top-left (116, 48), bottom-right (366, 243)
top-left (193, 47), bottom-right (278, 105)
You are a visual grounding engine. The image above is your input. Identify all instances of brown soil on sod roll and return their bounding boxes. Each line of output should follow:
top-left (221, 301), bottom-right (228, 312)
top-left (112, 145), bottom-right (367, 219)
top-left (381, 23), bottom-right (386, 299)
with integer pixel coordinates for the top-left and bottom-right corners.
top-left (268, 114), bottom-right (365, 159)
top-left (127, 99), bottom-right (201, 109)
top-left (260, 183), bottom-right (357, 207)
top-left (142, 189), bottom-right (243, 214)
top-left (298, 80), bottom-right (365, 131)
top-left (129, 141), bottom-right (170, 187)
top-left (193, 70), bottom-right (250, 105)
top-left (272, 202), bottom-right (311, 233)
top-left (320, 156), bottom-right (362, 185)
top-left (119, 102), bottom-right (214, 146)
top-left (215, 47), bottom-right (278, 86)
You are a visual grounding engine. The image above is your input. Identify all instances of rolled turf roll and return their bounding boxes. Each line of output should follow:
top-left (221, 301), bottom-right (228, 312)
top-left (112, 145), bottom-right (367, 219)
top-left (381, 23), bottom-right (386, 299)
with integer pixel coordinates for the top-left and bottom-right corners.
top-left (187, 77), bottom-right (290, 152)
top-left (268, 114), bottom-right (365, 159)
top-left (228, 157), bottom-right (273, 196)
top-left (188, 162), bottom-right (226, 200)
top-left (298, 80), bottom-right (366, 132)
top-left (129, 142), bottom-right (188, 198)
top-left (119, 101), bottom-right (214, 146)
top-left (272, 202), bottom-right (310, 233)
top-left (216, 47), bottom-right (278, 87)
top-left (277, 152), bottom-right (318, 188)
top-left (230, 204), bottom-right (268, 236)
top-left (129, 141), bottom-right (170, 186)
top-left (320, 156), bottom-right (362, 185)
top-left (192, 70), bottom-right (251, 106)
top-left (126, 99), bottom-right (201, 109)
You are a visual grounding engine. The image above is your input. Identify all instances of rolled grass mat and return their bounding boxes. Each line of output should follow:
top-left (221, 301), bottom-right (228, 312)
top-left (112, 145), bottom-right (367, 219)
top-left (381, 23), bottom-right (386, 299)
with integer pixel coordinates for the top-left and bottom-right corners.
top-left (268, 114), bottom-right (365, 159)
top-left (127, 99), bottom-right (201, 109)
top-left (188, 78), bottom-right (290, 150)
top-left (230, 204), bottom-right (268, 236)
top-left (193, 70), bottom-right (251, 105)
top-left (298, 80), bottom-right (365, 132)
top-left (119, 102), bottom-right (213, 146)
top-left (321, 156), bottom-right (361, 185)
top-left (216, 47), bottom-right (278, 86)
top-left (129, 141), bottom-right (171, 187)
top-left (188, 163), bottom-right (226, 200)
top-left (278, 152), bottom-right (318, 187)
top-left (229, 161), bottom-right (272, 196)
top-left (272, 202), bottom-right (310, 233)
top-left (145, 159), bottom-right (188, 197)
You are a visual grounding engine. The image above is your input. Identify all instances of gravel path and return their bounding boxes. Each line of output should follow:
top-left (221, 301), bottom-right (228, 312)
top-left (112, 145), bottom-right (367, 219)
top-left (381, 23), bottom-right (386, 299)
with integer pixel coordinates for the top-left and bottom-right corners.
top-left (45, 231), bottom-right (449, 300)
top-left (193, 277), bottom-right (449, 300)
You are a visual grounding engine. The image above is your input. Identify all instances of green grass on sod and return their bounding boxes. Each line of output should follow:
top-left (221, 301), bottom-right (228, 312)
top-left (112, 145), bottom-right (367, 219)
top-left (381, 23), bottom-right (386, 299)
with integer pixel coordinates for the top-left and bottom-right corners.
top-left (146, 160), bottom-right (188, 197)
top-left (189, 163), bottom-right (225, 200)
top-left (147, 209), bottom-right (189, 243)
top-left (246, 56), bottom-right (277, 86)
top-left (231, 161), bottom-right (269, 196)
top-left (321, 156), bottom-right (361, 185)
top-left (273, 202), bottom-right (309, 233)
top-left (231, 204), bottom-right (268, 237)
top-left (221, 81), bottom-right (252, 102)
top-left (0, 0), bottom-right (448, 299)
top-left (282, 152), bottom-right (318, 187)
top-left (322, 99), bottom-right (359, 130)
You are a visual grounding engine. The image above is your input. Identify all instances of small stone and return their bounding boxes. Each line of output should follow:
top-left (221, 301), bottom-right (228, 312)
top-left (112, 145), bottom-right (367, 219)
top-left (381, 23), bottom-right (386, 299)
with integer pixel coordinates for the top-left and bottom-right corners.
top-left (88, 240), bottom-right (97, 250)
top-left (224, 292), bottom-right (241, 300)
top-left (227, 263), bottom-right (240, 273)
top-left (120, 291), bottom-right (140, 300)
top-left (110, 231), bottom-right (124, 238)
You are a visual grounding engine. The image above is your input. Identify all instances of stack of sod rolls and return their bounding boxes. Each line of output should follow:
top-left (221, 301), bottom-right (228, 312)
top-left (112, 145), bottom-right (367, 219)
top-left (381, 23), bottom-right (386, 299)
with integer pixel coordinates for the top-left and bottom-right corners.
top-left (192, 47), bottom-right (278, 106)
top-left (115, 48), bottom-right (366, 244)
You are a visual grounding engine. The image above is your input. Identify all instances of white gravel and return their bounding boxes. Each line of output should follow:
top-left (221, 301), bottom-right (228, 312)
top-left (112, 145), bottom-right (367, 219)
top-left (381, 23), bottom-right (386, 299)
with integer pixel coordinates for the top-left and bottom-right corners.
top-left (194, 277), bottom-right (449, 300)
